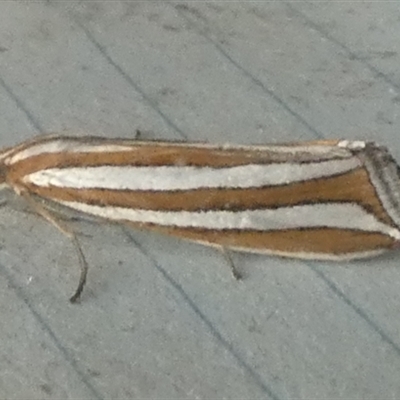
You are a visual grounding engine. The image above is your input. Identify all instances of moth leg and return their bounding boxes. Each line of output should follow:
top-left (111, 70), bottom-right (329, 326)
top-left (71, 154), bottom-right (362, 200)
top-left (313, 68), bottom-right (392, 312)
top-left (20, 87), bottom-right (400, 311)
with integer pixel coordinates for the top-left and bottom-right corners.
top-left (135, 129), bottom-right (142, 139)
top-left (21, 192), bottom-right (88, 303)
top-left (134, 129), bottom-right (154, 140)
top-left (219, 246), bottom-right (243, 280)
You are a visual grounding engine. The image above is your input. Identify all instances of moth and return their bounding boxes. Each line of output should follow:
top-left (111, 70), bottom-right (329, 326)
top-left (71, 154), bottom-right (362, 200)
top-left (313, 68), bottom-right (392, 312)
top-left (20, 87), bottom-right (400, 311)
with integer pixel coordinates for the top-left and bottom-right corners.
top-left (0, 134), bottom-right (399, 301)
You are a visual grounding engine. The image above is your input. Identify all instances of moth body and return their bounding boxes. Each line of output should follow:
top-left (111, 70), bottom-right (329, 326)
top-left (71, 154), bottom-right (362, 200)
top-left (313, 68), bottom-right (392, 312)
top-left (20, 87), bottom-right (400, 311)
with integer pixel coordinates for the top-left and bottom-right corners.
top-left (0, 135), bottom-right (399, 261)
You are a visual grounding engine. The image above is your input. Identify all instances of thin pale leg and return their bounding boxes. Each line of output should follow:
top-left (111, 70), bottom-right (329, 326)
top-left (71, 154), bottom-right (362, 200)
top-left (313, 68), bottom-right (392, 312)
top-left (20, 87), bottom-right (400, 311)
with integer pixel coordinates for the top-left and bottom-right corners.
top-left (219, 246), bottom-right (243, 280)
top-left (21, 192), bottom-right (88, 303)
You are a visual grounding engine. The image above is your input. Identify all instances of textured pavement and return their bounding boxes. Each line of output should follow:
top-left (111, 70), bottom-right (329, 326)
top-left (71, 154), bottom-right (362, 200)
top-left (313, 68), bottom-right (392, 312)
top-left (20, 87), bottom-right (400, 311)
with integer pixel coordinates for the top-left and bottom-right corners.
top-left (0, 2), bottom-right (399, 399)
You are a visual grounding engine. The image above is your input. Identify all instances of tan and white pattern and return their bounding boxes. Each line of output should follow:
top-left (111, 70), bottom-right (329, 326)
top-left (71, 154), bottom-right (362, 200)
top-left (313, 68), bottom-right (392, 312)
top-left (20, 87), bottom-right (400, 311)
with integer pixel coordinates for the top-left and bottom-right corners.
top-left (1, 135), bottom-right (400, 260)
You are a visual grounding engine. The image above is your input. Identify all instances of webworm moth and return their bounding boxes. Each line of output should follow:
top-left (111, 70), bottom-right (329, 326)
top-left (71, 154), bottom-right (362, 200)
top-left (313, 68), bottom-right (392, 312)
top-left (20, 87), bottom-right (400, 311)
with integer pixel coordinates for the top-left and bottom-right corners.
top-left (0, 134), bottom-right (399, 301)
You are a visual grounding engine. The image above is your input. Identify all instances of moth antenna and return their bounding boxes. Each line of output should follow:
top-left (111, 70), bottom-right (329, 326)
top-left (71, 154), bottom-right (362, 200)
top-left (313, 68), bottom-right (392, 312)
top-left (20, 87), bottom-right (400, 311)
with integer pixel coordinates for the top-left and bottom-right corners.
top-left (21, 191), bottom-right (89, 303)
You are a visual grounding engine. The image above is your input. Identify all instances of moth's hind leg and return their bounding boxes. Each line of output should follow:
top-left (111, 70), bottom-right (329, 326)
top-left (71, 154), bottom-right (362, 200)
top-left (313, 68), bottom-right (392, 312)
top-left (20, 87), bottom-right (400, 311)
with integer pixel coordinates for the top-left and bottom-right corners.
top-left (21, 191), bottom-right (88, 303)
top-left (218, 246), bottom-right (243, 280)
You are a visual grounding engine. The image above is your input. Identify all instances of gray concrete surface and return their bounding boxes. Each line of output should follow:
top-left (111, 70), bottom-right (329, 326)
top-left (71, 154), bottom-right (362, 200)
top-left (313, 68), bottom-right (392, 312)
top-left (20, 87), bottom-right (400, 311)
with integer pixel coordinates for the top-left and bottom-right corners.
top-left (0, 1), bottom-right (400, 399)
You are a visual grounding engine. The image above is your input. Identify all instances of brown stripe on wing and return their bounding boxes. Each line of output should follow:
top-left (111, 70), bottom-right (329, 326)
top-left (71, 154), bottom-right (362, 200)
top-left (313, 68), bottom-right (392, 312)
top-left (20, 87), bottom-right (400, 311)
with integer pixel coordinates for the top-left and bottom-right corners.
top-left (8, 141), bottom-right (351, 178)
top-left (6, 146), bottom-right (287, 177)
top-left (129, 225), bottom-right (396, 256)
top-left (21, 167), bottom-right (394, 227)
